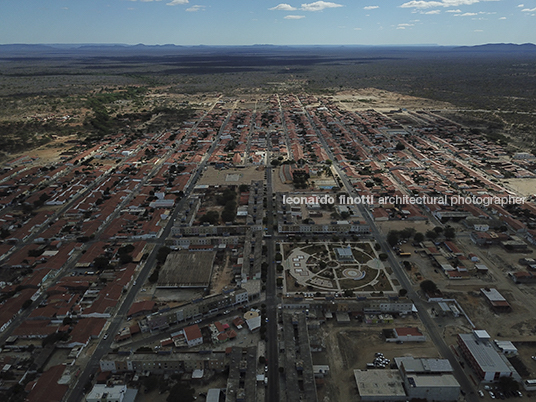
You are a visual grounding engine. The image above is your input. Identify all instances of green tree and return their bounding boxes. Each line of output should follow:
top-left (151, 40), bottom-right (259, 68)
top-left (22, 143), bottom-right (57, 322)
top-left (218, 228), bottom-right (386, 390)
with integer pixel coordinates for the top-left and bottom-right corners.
top-left (425, 230), bottom-right (439, 240)
top-left (221, 208), bottom-right (235, 223)
top-left (444, 227), bottom-right (456, 240)
top-left (156, 246), bottom-right (171, 264)
top-left (216, 188), bottom-right (236, 206)
top-left (93, 256), bottom-right (110, 270)
top-left (144, 375), bottom-right (159, 392)
top-left (199, 210), bottom-right (220, 225)
top-left (119, 253), bottom-right (133, 265)
top-left (399, 227), bottom-right (416, 239)
top-left (22, 299), bottom-right (33, 309)
top-left (420, 280), bottom-right (438, 294)
top-left (414, 232), bottom-right (424, 243)
top-left (148, 269), bottom-right (160, 284)
top-left (497, 376), bottom-right (519, 393)
top-left (118, 244), bottom-right (135, 255)
top-left (387, 231), bottom-right (400, 247)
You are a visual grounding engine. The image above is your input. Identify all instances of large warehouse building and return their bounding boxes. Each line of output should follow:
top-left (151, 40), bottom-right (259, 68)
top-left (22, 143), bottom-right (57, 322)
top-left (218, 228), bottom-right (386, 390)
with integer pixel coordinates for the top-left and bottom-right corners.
top-left (457, 330), bottom-right (518, 382)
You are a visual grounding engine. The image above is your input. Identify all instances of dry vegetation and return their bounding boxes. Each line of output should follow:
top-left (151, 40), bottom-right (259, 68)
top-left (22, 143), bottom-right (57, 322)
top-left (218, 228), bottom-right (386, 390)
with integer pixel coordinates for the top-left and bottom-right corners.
top-left (1, 45), bottom-right (535, 163)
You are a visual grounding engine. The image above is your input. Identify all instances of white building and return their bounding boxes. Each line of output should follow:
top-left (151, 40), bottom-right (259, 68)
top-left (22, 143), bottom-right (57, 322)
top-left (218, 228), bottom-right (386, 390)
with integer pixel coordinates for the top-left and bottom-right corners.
top-left (86, 384), bottom-right (137, 402)
top-left (457, 331), bottom-right (518, 382)
top-left (183, 324), bottom-right (203, 347)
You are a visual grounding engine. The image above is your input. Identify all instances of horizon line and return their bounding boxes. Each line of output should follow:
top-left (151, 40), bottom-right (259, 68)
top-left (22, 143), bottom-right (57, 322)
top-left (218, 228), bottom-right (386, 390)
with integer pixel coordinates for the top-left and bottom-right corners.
top-left (1, 42), bottom-right (536, 48)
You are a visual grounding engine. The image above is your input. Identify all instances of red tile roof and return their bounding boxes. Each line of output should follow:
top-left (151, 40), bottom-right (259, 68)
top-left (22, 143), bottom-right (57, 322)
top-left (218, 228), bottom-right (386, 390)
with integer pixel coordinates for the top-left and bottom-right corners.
top-left (127, 301), bottom-right (156, 317)
top-left (184, 324), bottom-right (202, 341)
top-left (25, 365), bottom-right (68, 402)
top-left (395, 327), bottom-right (423, 337)
top-left (69, 318), bottom-right (106, 345)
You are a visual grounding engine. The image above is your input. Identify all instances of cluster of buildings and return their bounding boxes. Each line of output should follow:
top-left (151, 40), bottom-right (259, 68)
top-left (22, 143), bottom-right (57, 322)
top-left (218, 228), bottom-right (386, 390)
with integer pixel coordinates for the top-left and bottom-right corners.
top-left (286, 96), bottom-right (535, 245)
top-left (167, 179), bottom-right (270, 297)
top-left (457, 330), bottom-right (520, 382)
top-left (355, 356), bottom-right (460, 402)
top-left (1, 91), bottom-right (536, 401)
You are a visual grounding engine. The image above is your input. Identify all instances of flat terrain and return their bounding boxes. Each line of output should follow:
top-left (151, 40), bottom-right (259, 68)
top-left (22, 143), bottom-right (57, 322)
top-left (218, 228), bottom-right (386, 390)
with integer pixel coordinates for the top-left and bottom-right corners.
top-left (1, 44), bottom-right (535, 160)
top-left (314, 320), bottom-right (439, 402)
top-left (198, 166), bottom-right (264, 186)
top-left (1, 43), bottom-right (536, 402)
top-left (158, 251), bottom-right (216, 288)
top-left (502, 178), bottom-right (536, 197)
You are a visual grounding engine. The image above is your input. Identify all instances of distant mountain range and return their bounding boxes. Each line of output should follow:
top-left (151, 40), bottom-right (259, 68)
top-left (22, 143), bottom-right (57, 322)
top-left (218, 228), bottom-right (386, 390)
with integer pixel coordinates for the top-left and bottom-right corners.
top-left (0, 42), bottom-right (535, 58)
top-left (454, 43), bottom-right (536, 52)
top-left (0, 43), bottom-right (536, 53)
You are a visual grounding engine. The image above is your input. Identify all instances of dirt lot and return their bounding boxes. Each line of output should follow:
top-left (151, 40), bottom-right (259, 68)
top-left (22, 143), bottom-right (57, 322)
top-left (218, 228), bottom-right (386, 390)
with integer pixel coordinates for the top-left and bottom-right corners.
top-left (198, 166), bottom-right (264, 186)
top-left (501, 178), bottom-right (536, 197)
top-left (272, 167), bottom-right (295, 193)
top-left (134, 371), bottom-right (228, 402)
top-left (333, 88), bottom-right (453, 112)
top-left (5, 134), bottom-right (79, 166)
top-left (376, 215), bottom-right (536, 343)
top-left (361, 213), bottom-right (536, 393)
top-left (210, 253), bottom-right (233, 294)
top-left (43, 348), bottom-right (71, 371)
top-left (313, 319), bottom-right (440, 402)
top-left (135, 388), bottom-right (166, 402)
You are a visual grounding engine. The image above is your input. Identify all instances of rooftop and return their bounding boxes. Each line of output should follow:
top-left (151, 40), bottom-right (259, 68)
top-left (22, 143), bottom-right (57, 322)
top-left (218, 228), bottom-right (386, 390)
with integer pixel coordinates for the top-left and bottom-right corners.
top-left (408, 373), bottom-right (460, 388)
top-left (184, 324), bottom-right (202, 341)
top-left (395, 357), bottom-right (453, 373)
top-left (86, 384), bottom-right (127, 400)
top-left (458, 333), bottom-right (512, 374)
top-left (480, 288), bottom-right (507, 302)
top-left (395, 327), bottom-right (423, 337)
top-left (354, 369), bottom-right (406, 398)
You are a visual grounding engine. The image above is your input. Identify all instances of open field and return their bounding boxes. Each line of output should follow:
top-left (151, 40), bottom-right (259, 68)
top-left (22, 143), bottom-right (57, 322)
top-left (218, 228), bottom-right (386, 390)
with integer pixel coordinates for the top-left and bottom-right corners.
top-left (379, 217), bottom-right (536, 344)
top-left (198, 166), bottom-right (264, 186)
top-left (1, 43), bottom-right (536, 402)
top-left (1, 44), bottom-right (536, 161)
top-left (502, 178), bottom-right (536, 197)
top-left (314, 320), bottom-right (439, 402)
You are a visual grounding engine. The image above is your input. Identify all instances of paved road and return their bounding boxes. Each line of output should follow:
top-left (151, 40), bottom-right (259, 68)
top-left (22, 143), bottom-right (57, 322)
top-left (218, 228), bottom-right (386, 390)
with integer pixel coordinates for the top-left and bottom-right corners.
top-left (299, 100), bottom-right (478, 402)
top-left (66, 101), bottom-right (231, 402)
top-left (264, 166), bottom-right (280, 402)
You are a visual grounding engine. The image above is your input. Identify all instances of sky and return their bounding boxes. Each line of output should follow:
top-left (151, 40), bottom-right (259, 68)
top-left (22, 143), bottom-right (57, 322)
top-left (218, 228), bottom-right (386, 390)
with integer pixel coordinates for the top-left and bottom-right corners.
top-left (1, 1), bottom-right (535, 46)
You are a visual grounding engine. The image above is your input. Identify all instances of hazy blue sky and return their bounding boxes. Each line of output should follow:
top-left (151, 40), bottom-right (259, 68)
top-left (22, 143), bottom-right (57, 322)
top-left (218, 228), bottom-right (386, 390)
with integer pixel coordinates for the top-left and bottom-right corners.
top-left (1, 1), bottom-right (535, 46)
